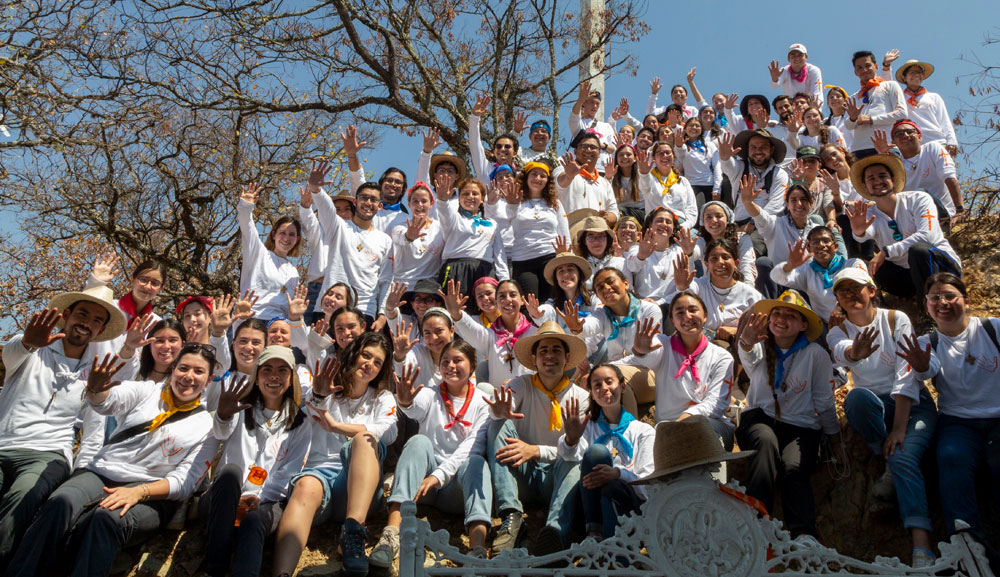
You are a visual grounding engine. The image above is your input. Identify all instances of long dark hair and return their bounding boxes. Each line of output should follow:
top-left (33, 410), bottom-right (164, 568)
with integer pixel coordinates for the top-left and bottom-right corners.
top-left (138, 318), bottom-right (187, 380)
top-left (516, 166), bottom-right (559, 209)
top-left (242, 362), bottom-right (305, 432)
top-left (585, 363), bottom-right (626, 422)
top-left (704, 237), bottom-right (744, 282)
top-left (550, 263), bottom-right (593, 310)
top-left (610, 144), bottom-right (641, 204)
top-left (335, 332), bottom-right (394, 397)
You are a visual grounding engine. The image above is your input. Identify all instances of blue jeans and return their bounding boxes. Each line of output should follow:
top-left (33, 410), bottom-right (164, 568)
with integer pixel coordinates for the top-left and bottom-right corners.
top-left (305, 280), bottom-right (326, 325)
top-left (843, 387), bottom-right (936, 531)
top-left (935, 414), bottom-right (1000, 535)
top-left (388, 434), bottom-right (492, 526)
top-left (574, 444), bottom-right (644, 539)
top-left (488, 419), bottom-right (580, 538)
top-left (290, 438), bottom-right (386, 526)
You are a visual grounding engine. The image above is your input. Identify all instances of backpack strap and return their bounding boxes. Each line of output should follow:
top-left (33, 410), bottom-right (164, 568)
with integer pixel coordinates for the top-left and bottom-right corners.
top-left (107, 406), bottom-right (206, 446)
top-left (981, 318), bottom-right (1000, 356)
top-left (888, 309), bottom-right (897, 339)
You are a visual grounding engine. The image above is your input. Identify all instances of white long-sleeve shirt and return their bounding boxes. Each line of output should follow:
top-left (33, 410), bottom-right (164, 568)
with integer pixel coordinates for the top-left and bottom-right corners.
top-left (400, 383), bottom-right (492, 486)
top-left (303, 386), bottom-right (398, 470)
top-left (552, 166), bottom-right (619, 217)
top-left (578, 299), bottom-right (662, 362)
top-left (390, 218), bottom-right (445, 285)
top-left (794, 126), bottom-right (847, 151)
top-left (638, 171), bottom-right (698, 227)
top-left (618, 334), bottom-right (734, 424)
top-left (900, 141), bottom-right (958, 217)
top-left (915, 317), bottom-right (1000, 419)
top-left (347, 163), bottom-right (411, 234)
top-left (739, 340), bottom-right (839, 434)
top-left (299, 205), bottom-right (329, 282)
top-left (88, 381), bottom-right (219, 499)
top-left (855, 191), bottom-right (960, 269)
top-left (454, 312), bottom-right (535, 385)
top-left (487, 198), bottom-right (570, 262)
top-left (828, 308), bottom-right (919, 402)
top-left (845, 80), bottom-right (907, 152)
top-left (436, 197), bottom-right (509, 279)
top-left (667, 277), bottom-right (762, 334)
top-left (213, 405), bottom-right (312, 503)
top-left (490, 373), bottom-right (589, 463)
top-left (753, 211), bottom-right (823, 267)
top-left (721, 157), bottom-right (790, 222)
top-left (690, 233), bottom-right (757, 284)
top-left (646, 94), bottom-right (699, 119)
top-left (770, 63), bottom-right (825, 108)
top-left (674, 142), bottom-right (722, 195)
top-left (469, 113), bottom-right (515, 252)
top-left (902, 90), bottom-right (958, 148)
top-left (568, 112), bottom-right (616, 171)
top-left (624, 244), bottom-right (684, 305)
top-left (237, 199), bottom-right (300, 320)
top-left (557, 417), bottom-right (655, 497)
top-left (770, 258), bottom-right (865, 322)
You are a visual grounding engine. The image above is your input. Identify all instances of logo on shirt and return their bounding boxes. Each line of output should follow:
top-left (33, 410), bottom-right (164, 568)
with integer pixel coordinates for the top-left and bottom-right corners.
top-left (975, 355), bottom-right (998, 373)
top-left (786, 377), bottom-right (808, 395)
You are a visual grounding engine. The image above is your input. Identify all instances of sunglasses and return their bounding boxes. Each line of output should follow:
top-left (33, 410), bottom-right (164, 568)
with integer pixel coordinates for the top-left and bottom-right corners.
top-left (887, 219), bottom-right (903, 242)
top-left (181, 342), bottom-right (217, 355)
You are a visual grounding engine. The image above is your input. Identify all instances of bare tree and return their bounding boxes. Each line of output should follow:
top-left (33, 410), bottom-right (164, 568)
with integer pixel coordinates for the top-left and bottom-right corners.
top-left (955, 27), bottom-right (1000, 223)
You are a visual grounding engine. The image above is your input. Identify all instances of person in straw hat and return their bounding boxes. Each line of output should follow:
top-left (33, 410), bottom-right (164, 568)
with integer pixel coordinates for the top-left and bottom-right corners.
top-left (575, 214), bottom-right (626, 290)
top-left (844, 153), bottom-right (960, 299)
top-left (198, 345), bottom-right (311, 577)
top-left (0, 284), bottom-right (127, 571)
top-left (484, 321), bottom-right (590, 556)
top-left (525, 252), bottom-right (597, 338)
top-left (894, 59), bottom-right (958, 157)
top-left (633, 415), bottom-right (755, 487)
top-left (734, 289), bottom-right (841, 543)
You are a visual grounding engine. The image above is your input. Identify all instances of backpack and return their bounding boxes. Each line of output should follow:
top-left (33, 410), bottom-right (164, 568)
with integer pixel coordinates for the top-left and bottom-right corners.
top-left (927, 317), bottom-right (1000, 358)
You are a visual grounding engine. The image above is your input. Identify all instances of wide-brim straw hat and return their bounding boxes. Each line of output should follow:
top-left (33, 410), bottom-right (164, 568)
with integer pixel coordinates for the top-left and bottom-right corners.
top-left (244, 345), bottom-right (302, 407)
top-left (430, 151), bottom-right (467, 181)
top-left (48, 285), bottom-right (127, 343)
top-left (849, 154), bottom-right (906, 201)
top-left (895, 59), bottom-right (935, 84)
top-left (632, 416), bottom-right (754, 485)
top-left (734, 128), bottom-right (786, 166)
top-left (570, 213), bottom-right (610, 245)
top-left (543, 252), bottom-right (592, 287)
top-left (752, 289), bottom-right (824, 342)
top-left (332, 189), bottom-right (356, 204)
top-left (513, 321), bottom-right (587, 372)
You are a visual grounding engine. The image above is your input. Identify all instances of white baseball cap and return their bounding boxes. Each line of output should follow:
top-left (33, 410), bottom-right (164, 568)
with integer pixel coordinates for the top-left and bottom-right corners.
top-left (788, 43), bottom-right (808, 55)
top-left (832, 265), bottom-right (874, 291)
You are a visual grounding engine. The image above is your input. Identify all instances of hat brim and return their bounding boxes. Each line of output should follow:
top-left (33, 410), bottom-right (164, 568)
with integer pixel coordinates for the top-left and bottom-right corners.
top-left (849, 154), bottom-right (906, 201)
top-left (513, 331), bottom-right (588, 372)
top-left (896, 61), bottom-right (934, 84)
top-left (543, 254), bottom-right (593, 287)
top-left (739, 95), bottom-right (771, 122)
top-left (753, 299), bottom-right (824, 342)
top-left (733, 130), bottom-right (785, 166)
top-left (242, 361), bottom-right (303, 407)
top-left (430, 155), bottom-right (467, 181)
top-left (47, 292), bottom-right (127, 342)
top-left (332, 194), bottom-right (356, 205)
top-left (631, 450), bottom-right (755, 485)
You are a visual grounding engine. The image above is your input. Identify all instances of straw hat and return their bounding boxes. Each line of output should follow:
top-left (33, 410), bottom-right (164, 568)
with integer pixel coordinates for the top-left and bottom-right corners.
top-left (48, 285), bottom-right (127, 342)
top-left (429, 151), bottom-right (467, 181)
top-left (733, 128), bottom-right (786, 166)
top-left (331, 189), bottom-right (356, 205)
top-left (513, 321), bottom-right (587, 371)
top-left (849, 154), bottom-right (906, 200)
top-left (895, 59), bottom-right (935, 84)
top-left (567, 208), bottom-right (599, 227)
top-left (752, 289), bottom-right (824, 342)
top-left (570, 214), bottom-right (610, 245)
top-left (244, 345), bottom-right (302, 406)
top-left (632, 416), bottom-right (754, 485)
top-left (543, 252), bottom-right (592, 286)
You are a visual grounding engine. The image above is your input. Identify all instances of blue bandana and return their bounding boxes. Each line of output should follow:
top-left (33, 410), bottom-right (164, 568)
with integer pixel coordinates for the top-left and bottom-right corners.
top-left (530, 120), bottom-right (551, 134)
top-left (576, 294), bottom-right (591, 318)
top-left (607, 296), bottom-right (640, 341)
top-left (773, 333), bottom-right (810, 392)
top-left (381, 201), bottom-right (405, 212)
top-left (688, 139), bottom-right (706, 154)
top-left (809, 253), bottom-right (845, 289)
top-left (489, 164), bottom-right (514, 180)
top-left (459, 207), bottom-right (493, 228)
top-left (595, 410), bottom-right (636, 460)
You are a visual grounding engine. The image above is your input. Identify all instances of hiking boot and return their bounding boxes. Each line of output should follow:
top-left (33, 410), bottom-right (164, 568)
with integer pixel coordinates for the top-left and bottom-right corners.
top-left (340, 518), bottom-right (369, 577)
top-left (491, 510), bottom-right (523, 553)
top-left (368, 525), bottom-right (399, 568)
top-left (872, 468), bottom-right (895, 501)
top-left (533, 525), bottom-right (564, 557)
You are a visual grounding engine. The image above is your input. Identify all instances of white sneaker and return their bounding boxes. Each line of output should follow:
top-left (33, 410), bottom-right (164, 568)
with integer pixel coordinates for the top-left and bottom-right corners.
top-left (912, 547), bottom-right (935, 568)
top-left (872, 468), bottom-right (895, 501)
top-left (368, 525), bottom-right (400, 568)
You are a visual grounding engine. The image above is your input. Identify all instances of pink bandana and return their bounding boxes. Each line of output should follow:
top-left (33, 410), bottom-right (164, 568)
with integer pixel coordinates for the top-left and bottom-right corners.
top-left (671, 334), bottom-right (708, 382)
top-left (492, 313), bottom-right (531, 348)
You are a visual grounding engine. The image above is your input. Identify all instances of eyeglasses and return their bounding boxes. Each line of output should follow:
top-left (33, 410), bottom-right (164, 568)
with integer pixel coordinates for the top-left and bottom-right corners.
top-left (893, 129), bottom-right (919, 137)
top-left (926, 292), bottom-right (962, 304)
top-left (135, 275), bottom-right (164, 289)
top-left (356, 194), bottom-right (381, 204)
top-left (494, 143), bottom-right (515, 150)
top-left (412, 295), bottom-right (440, 304)
top-left (887, 220), bottom-right (903, 242)
top-left (576, 144), bottom-right (600, 152)
top-left (834, 284), bottom-right (867, 297)
top-left (181, 342), bottom-right (217, 355)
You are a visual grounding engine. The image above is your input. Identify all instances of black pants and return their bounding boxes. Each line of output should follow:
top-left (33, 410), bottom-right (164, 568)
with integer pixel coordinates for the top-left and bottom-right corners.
top-left (735, 408), bottom-right (821, 538)
top-left (511, 252), bottom-right (556, 303)
top-left (836, 214), bottom-right (876, 260)
top-left (874, 241), bottom-right (961, 299)
top-left (0, 449), bottom-right (70, 572)
top-left (439, 258), bottom-right (495, 314)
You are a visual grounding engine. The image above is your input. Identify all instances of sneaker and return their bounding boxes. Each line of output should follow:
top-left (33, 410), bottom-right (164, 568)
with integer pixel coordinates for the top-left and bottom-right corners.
top-left (872, 468), bottom-right (895, 501)
top-left (912, 547), bottom-right (936, 568)
top-left (491, 510), bottom-right (523, 553)
top-left (533, 525), bottom-right (564, 557)
top-left (368, 525), bottom-right (399, 568)
top-left (340, 518), bottom-right (369, 577)
top-left (468, 546), bottom-right (488, 559)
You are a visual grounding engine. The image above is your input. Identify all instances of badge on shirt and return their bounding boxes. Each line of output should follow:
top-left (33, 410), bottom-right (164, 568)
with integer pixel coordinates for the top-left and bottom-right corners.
top-left (357, 243), bottom-right (364, 252)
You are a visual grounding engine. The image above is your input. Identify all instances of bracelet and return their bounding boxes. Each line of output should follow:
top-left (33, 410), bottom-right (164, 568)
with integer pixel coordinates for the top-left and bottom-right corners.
top-left (310, 391), bottom-right (329, 404)
top-left (140, 484), bottom-right (150, 502)
top-left (739, 339), bottom-right (754, 349)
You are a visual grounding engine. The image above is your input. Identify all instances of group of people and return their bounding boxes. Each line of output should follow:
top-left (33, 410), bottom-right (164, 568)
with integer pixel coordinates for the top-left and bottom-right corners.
top-left (0, 43), bottom-right (996, 577)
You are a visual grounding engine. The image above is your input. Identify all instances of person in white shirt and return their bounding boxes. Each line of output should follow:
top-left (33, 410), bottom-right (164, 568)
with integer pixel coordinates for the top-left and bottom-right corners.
top-left (558, 363), bottom-right (654, 539)
top-left (769, 43), bottom-right (824, 108)
top-left (824, 85), bottom-right (854, 150)
top-left (873, 121), bottom-right (964, 222)
top-left (85, 254), bottom-right (166, 335)
top-left (718, 129), bottom-right (790, 237)
top-left (10, 345), bottom-right (219, 577)
top-left (174, 295), bottom-right (234, 379)
top-left (845, 154), bottom-right (961, 299)
top-left (673, 117), bottom-right (722, 210)
top-left (724, 93), bottom-right (775, 134)
top-left (647, 72), bottom-right (701, 120)
top-left (0, 286), bottom-right (127, 572)
top-left (525, 252), bottom-right (597, 337)
top-left (569, 81), bottom-right (616, 171)
top-left (235, 182), bottom-right (301, 320)
top-left (606, 144), bottom-right (644, 221)
top-left (575, 216), bottom-right (625, 289)
top-left (827, 267), bottom-right (937, 568)
top-left (900, 273), bottom-right (1000, 540)
top-left (845, 50), bottom-right (907, 158)
top-left (485, 322), bottom-right (590, 556)
top-left (624, 207), bottom-right (685, 305)
top-left (371, 340), bottom-right (493, 565)
top-left (341, 125), bottom-right (411, 233)
top-left (771, 226), bottom-right (859, 326)
top-left (687, 200), bottom-right (757, 284)
top-left (793, 107), bottom-right (847, 152)
top-left (554, 130), bottom-right (619, 228)
top-left (895, 59), bottom-right (958, 156)
top-left (273, 332), bottom-right (398, 577)
top-left (636, 142), bottom-right (697, 226)
top-left (390, 183), bottom-right (445, 286)
top-left (199, 346), bottom-right (311, 577)
top-left (514, 118), bottom-right (559, 167)
top-left (820, 143), bottom-right (875, 260)
top-left (734, 290), bottom-right (841, 541)
top-left (390, 307), bottom-right (456, 388)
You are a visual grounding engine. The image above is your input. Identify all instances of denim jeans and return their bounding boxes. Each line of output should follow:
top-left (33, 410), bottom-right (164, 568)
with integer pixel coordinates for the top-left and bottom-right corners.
top-left (935, 414), bottom-right (1000, 535)
top-left (488, 419), bottom-right (580, 537)
top-left (843, 387), bottom-right (936, 531)
top-left (573, 444), bottom-right (644, 539)
top-left (0, 449), bottom-right (70, 572)
top-left (305, 280), bottom-right (326, 325)
top-left (290, 438), bottom-right (386, 526)
top-left (388, 434), bottom-right (492, 526)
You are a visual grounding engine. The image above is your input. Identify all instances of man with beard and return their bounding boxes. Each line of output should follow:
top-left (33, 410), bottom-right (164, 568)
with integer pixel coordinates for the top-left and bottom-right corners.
top-left (845, 50), bottom-right (907, 159)
top-left (341, 124), bottom-right (411, 233)
top-left (0, 286), bottom-right (126, 572)
top-left (554, 130), bottom-right (619, 229)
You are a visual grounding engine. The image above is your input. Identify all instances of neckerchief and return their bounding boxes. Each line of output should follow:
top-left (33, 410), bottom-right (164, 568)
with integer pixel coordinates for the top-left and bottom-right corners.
top-left (652, 168), bottom-right (679, 195)
top-left (382, 201), bottom-right (405, 213)
top-left (671, 334), bottom-right (709, 382)
top-left (459, 207), bottom-right (493, 228)
top-left (480, 311), bottom-right (498, 329)
top-left (579, 167), bottom-right (600, 183)
top-left (790, 64), bottom-right (808, 84)
top-left (904, 87), bottom-right (927, 108)
top-left (118, 293), bottom-right (152, 328)
top-left (531, 374), bottom-right (572, 431)
top-left (859, 76), bottom-right (885, 104)
top-left (687, 139), bottom-right (706, 154)
top-left (148, 385), bottom-right (202, 432)
top-left (745, 117), bottom-right (755, 130)
top-left (492, 313), bottom-right (531, 348)
top-left (773, 334), bottom-right (810, 392)
top-left (595, 410), bottom-right (636, 460)
top-left (575, 294), bottom-right (591, 318)
top-left (608, 296), bottom-right (640, 341)
top-left (441, 383), bottom-right (476, 430)
top-left (809, 253), bottom-right (846, 289)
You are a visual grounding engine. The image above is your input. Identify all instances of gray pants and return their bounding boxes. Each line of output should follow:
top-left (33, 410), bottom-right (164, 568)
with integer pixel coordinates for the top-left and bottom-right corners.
top-left (8, 468), bottom-right (176, 577)
top-left (0, 448), bottom-right (70, 572)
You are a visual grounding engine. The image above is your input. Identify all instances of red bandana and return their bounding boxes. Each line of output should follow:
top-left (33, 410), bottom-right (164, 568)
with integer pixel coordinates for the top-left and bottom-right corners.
top-left (441, 383), bottom-right (476, 430)
top-left (904, 87), bottom-right (927, 108)
top-left (118, 293), bottom-right (152, 328)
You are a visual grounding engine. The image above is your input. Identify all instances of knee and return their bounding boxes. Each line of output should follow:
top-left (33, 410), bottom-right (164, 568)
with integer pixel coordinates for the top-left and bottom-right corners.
top-left (87, 507), bottom-right (125, 542)
top-left (289, 476), bottom-right (325, 507)
top-left (402, 434), bottom-right (433, 454)
top-left (352, 431), bottom-right (379, 454)
top-left (214, 464), bottom-right (243, 487)
top-left (936, 437), bottom-right (977, 472)
top-left (583, 444), bottom-right (613, 468)
top-left (843, 387), bottom-right (879, 416)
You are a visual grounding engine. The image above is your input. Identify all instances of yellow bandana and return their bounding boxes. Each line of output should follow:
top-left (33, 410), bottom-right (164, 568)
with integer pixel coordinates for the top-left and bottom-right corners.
top-left (531, 374), bottom-right (572, 431)
top-left (148, 385), bottom-right (202, 432)
top-left (652, 168), bottom-right (679, 195)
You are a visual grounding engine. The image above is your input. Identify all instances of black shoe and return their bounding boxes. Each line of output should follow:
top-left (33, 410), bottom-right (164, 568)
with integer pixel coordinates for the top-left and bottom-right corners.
top-left (532, 525), bottom-right (564, 557)
top-left (340, 518), bottom-right (369, 577)
top-left (492, 509), bottom-right (523, 553)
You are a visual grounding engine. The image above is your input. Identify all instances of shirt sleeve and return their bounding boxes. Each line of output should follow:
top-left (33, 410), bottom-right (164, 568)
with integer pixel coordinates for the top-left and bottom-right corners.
top-left (237, 199), bottom-right (265, 278)
top-left (397, 380), bottom-right (434, 423)
top-left (890, 313), bottom-right (920, 402)
top-left (468, 114), bottom-right (491, 183)
top-left (454, 311), bottom-right (492, 353)
top-left (166, 435), bottom-right (221, 499)
top-left (683, 351), bottom-right (734, 419)
top-left (762, 170), bottom-right (789, 214)
top-left (432, 396), bottom-right (490, 486)
top-left (366, 391), bottom-right (399, 446)
top-left (417, 150), bottom-right (432, 185)
top-left (872, 82), bottom-right (907, 126)
top-left (808, 349), bottom-right (840, 435)
top-left (73, 405), bottom-right (107, 471)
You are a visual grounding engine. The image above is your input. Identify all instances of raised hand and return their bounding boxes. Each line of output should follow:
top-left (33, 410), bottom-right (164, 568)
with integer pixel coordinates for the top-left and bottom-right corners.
top-left (649, 77), bottom-right (662, 95)
top-left (471, 92), bottom-right (491, 117)
top-left (846, 325), bottom-right (881, 362)
top-left (846, 98), bottom-right (864, 123)
top-left (512, 110), bottom-right (528, 134)
top-left (486, 385), bottom-right (525, 421)
top-left (498, 178), bottom-right (520, 204)
top-left (433, 170), bottom-right (455, 201)
top-left (217, 376), bottom-right (254, 421)
top-left (844, 200), bottom-right (875, 236)
top-left (551, 235), bottom-right (570, 255)
top-left (604, 153), bottom-right (618, 180)
top-left (635, 147), bottom-right (653, 174)
top-left (632, 316), bottom-right (663, 356)
top-left (871, 129), bottom-right (891, 155)
top-left (422, 126), bottom-right (442, 154)
top-left (298, 184), bottom-right (313, 209)
top-left (768, 60), bottom-right (782, 83)
top-left (883, 49), bottom-right (900, 67)
top-left (392, 363), bottom-right (423, 407)
top-left (86, 353), bottom-right (127, 397)
top-left (561, 151), bottom-right (583, 179)
top-left (92, 251), bottom-right (120, 285)
top-left (524, 293), bottom-right (544, 320)
top-left (686, 67), bottom-right (697, 83)
top-left (311, 357), bottom-right (343, 397)
top-left (576, 79), bottom-right (592, 103)
top-left (385, 281), bottom-right (409, 313)
top-left (738, 312), bottom-right (769, 347)
top-left (22, 308), bottom-right (65, 349)
top-left (438, 279), bottom-right (468, 320)
top-left (311, 318), bottom-right (330, 340)
top-left (725, 93), bottom-right (739, 110)
top-left (786, 239), bottom-right (812, 270)
top-left (673, 126), bottom-right (685, 147)
top-left (123, 314), bottom-right (156, 351)
top-left (818, 168), bottom-right (840, 193)
top-left (285, 284), bottom-right (310, 321)
top-left (788, 159), bottom-right (806, 183)
top-left (636, 229), bottom-right (656, 260)
top-left (675, 226), bottom-right (696, 256)
top-left (555, 300), bottom-right (584, 334)
top-left (673, 253), bottom-right (696, 290)
top-left (739, 174), bottom-right (762, 204)
top-left (234, 289), bottom-right (259, 320)
top-left (896, 333), bottom-right (931, 373)
top-left (308, 159), bottom-right (334, 191)
top-left (404, 214), bottom-right (428, 241)
top-left (390, 321), bottom-right (419, 361)
top-left (562, 396), bottom-right (589, 446)
top-left (339, 125), bottom-right (366, 157)
top-left (611, 231), bottom-right (624, 257)
top-left (240, 182), bottom-right (263, 205)
top-left (718, 131), bottom-right (741, 162)
top-left (786, 110), bottom-right (802, 134)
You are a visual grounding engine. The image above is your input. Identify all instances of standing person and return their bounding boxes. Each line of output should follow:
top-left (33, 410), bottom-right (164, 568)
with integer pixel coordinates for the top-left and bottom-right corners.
top-left (515, 118), bottom-right (559, 166)
top-left (606, 144), bottom-right (644, 221)
top-left (390, 183), bottom-right (445, 286)
top-left (845, 50), bottom-right (907, 159)
top-left (828, 267), bottom-right (937, 568)
top-left (895, 59), bottom-right (959, 156)
top-left (735, 291), bottom-right (841, 542)
top-left (0, 286), bottom-right (126, 571)
top-left (673, 118), bottom-right (722, 210)
top-left (237, 182), bottom-right (302, 320)
top-left (769, 44), bottom-right (824, 108)
top-left (199, 346), bottom-right (311, 577)
top-left (298, 182), bottom-right (331, 325)
top-left (636, 143), bottom-right (698, 229)
top-left (272, 333), bottom-right (398, 577)
top-left (902, 273), bottom-right (999, 541)
top-left (486, 322), bottom-right (590, 555)
top-left (568, 81), bottom-right (616, 171)
top-left (845, 154), bottom-right (961, 299)
top-left (555, 130), bottom-right (619, 229)
top-left (647, 72), bottom-right (702, 119)
top-left (341, 125), bottom-right (411, 233)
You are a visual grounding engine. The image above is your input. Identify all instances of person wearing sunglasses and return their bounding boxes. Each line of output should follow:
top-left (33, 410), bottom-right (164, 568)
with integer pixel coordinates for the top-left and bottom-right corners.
top-left (844, 154), bottom-right (960, 299)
